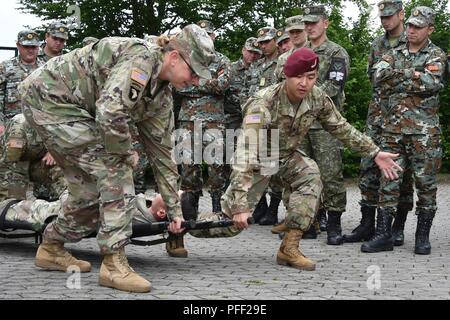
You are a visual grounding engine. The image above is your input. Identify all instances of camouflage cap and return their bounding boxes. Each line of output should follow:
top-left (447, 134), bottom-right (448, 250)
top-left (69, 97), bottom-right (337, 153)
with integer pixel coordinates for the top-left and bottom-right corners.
top-left (256, 27), bottom-right (277, 42)
top-left (82, 36), bottom-right (99, 46)
top-left (276, 28), bottom-right (290, 45)
top-left (47, 22), bottom-right (69, 40)
top-left (406, 6), bottom-right (436, 27)
top-left (243, 37), bottom-right (262, 54)
top-left (17, 29), bottom-right (40, 46)
top-left (197, 20), bottom-right (215, 34)
top-left (285, 15), bottom-right (305, 31)
top-left (172, 24), bottom-right (215, 80)
top-left (302, 5), bottom-right (327, 23)
top-left (377, 0), bottom-right (403, 17)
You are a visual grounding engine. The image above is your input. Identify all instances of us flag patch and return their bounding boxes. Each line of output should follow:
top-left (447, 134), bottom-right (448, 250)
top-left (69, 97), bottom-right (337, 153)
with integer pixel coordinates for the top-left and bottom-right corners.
top-left (245, 114), bottom-right (261, 124)
top-left (131, 68), bottom-right (149, 86)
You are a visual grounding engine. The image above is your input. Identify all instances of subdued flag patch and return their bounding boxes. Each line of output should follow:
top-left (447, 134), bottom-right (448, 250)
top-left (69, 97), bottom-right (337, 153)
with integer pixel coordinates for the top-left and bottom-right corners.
top-left (245, 114), bottom-right (262, 124)
top-left (131, 68), bottom-right (149, 86)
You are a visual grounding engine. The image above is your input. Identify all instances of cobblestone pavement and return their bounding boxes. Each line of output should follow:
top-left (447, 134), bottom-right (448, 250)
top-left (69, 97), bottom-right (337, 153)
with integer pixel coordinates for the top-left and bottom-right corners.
top-left (1, 177), bottom-right (449, 300)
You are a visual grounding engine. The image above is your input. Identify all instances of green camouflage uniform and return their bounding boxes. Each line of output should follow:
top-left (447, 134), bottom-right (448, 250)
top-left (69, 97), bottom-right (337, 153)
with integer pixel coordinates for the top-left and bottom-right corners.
top-left (374, 8), bottom-right (446, 215)
top-left (0, 31), bottom-right (43, 127)
top-left (38, 22), bottom-right (69, 63)
top-left (360, 9), bottom-right (414, 210)
top-left (193, 83), bottom-right (380, 238)
top-left (0, 114), bottom-right (66, 202)
top-left (19, 25), bottom-right (215, 254)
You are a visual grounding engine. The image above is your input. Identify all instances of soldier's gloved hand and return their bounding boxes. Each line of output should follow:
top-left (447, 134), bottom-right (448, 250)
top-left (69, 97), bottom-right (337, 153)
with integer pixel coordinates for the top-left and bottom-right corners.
top-left (374, 151), bottom-right (403, 180)
top-left (233, 212), bottom-right (251, 230)
top-left (168, 216), bottom-right (185, 234)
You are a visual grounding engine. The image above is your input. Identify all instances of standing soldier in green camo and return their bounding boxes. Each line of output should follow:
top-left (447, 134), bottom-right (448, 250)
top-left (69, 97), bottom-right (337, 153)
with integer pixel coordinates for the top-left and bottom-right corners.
top-left (344, 0), bottom-right (414, 247)
top-left (244, 27), bottom-right (284, 226)
top-left (38, 22), bottom-right (69, 62)
top-left (189, 48), bottom-right (401, 271)
top-left (0, 30), bottom-right (43, 135)
top-left (299, 5), bottom-right (350, 244)
top-left (176, 20), bottom-right (231, 219)
top-left (361, 7), bottom-right (447, 255)
top-left (19, 25), bottom-right (215, 293)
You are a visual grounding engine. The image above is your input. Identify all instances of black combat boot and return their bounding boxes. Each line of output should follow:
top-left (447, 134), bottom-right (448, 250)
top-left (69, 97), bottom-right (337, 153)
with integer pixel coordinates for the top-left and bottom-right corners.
top-left (210, 191), bottom-right (223, 213)
top-left (392, 206), bottom-right (409, 246)
top-left (259, 196), bottom-right (281, 225)
top-left (252, 195), bottom-right (268, 223)
top-left (302, 221), bottom-right (317, 239)
top-left (343, 206), bottom-right (376, 243)
top-left (361, 208), bottom-right (394, 253)
top-left (317, 208), bottom-right (327, 231)
top-left (180, 191), bottom-right (200, 221)
top-left (414, 210), bottom-right (435, 255)
top-left (327, 211), bottom-right (343, 245)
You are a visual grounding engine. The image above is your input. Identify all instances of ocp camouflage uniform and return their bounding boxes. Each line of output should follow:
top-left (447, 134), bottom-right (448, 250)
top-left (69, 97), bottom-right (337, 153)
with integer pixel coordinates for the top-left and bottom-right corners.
top-left (192, 83), bottom-right (380, 238)
top-left (177, 51), bottom-right (231, 198)
top-left (19, 37), bottom-right (187, 254)
top-left (0, 114), bottom-right (66, 202)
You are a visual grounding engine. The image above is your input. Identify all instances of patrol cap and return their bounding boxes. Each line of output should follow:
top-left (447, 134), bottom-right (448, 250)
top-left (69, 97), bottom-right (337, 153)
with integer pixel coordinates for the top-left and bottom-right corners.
top-left (197, 20), bottom-right (215, 34)
top-left (82, 36), bottom-right (99, 46)
top-left (302, 5), bottom-right (327, 23)
top-left (243, 37), bottom-right (262, 54)
top-left (47, 22), bottom-right (69, 40)
top-left (171, 24), bottom-right (215, 80)
top-left (17, 29), bottom-right (40, 46)
top-left (276, 28), bottom-right (290, 45)
top-left (285, 15), bottom-right (305, 32)
top-left (256, 27), bottom-right (277, 42)
top-left (406, 6), bottom-right (436, 27)
top-left (377, 0), bottom-right (403, 17)
top-left (284, 47), bottom-right (319, 77)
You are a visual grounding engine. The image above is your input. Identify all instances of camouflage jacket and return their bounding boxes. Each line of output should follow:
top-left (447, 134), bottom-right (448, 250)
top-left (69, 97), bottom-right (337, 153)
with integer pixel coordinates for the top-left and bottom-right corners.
top-left (19, 37), bottom-right (182, 219)
top-left (244, 55), bottom-right (279, 103)
top-left (0, 56), bottom-right (43, 126)
top-left (228, 83), bottom-right (379, 214)
top-left (177, 51), bottom-right (231, 123)
top-left (366, 32), bottom-right (408, 130)
top-left (373, 39), bottom-right (447, 135)
top-left (224, 58), bottom-right (249, 123)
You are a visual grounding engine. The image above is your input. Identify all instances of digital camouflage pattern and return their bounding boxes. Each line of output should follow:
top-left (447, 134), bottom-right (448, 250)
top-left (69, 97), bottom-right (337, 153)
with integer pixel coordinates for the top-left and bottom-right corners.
top-left (221, 83), bottom-right (379, 232)
top-left (18, 34), bottom-right (213, 254)
top-left (244, 53), bottom-right (279, 101)
top-left (38, 22), bottom-right (69, 63)
top-left (0, 114), bottom-right (66, 202)
top-left (0, 57), bottom-right (43, 126)
top-left (377, 0), bottom-right (403, 17)
top-left (225, 58), bottom-right (248, 128)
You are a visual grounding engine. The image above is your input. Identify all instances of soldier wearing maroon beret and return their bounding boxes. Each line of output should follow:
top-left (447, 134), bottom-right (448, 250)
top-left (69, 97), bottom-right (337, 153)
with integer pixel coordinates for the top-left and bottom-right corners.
top-left (191, 48), bottom-right (402, 271)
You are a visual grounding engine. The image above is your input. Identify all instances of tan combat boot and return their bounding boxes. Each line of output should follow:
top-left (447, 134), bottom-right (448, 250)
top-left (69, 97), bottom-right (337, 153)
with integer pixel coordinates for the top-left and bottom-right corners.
top-left (271, 222), bottom-right (288, 234)
top-left (99, 247), bottom-right (151, 293)
top-left (165, 235), bottom-right (188, 258)
top-left (35, 239), bottom-right (91, 272)
top-left (276, 229), bottom-right (316, 271)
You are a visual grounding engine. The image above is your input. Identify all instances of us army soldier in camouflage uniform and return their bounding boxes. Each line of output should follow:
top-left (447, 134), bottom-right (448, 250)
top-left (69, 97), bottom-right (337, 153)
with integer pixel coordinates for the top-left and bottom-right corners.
top-left (19, 24), bottom-right (215, 293)
top-left (274, 15), bottom-right (307, 81)
top-left (299, 6), bottom-right (350, 244)
top-left (0, 30), bottom-right (43, 134)
top-left (0, 114), bottom-right (66, 202)
top-left (276, 28), bottom-right (292, 54)
top-left (177, 20), bottom-right (231, 218)
top-left (344, 0), bottom-right (414, 246)
top-left (244, 27), bottom-right (284, 226)
top-left (38, 22), bottom-right (69, 62)
top-left (361, 7), bottom-right (447, 255)
top-left (191, 48), bottom-right (401, 271)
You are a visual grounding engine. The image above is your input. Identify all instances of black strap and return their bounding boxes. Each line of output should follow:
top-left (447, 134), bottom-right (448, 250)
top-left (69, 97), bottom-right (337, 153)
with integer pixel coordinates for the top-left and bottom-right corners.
top-left (0, 199), bottom-right (22, 230)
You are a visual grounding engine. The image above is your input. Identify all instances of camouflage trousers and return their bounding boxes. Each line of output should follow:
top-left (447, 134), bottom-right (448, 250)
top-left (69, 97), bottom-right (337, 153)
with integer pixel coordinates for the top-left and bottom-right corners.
top-left (23, 108), bottom-right (137, 255)
top-left (178, 121), bottom-right (227, 196)
top-left (132, 141), bottom-right (151, 195)
top-left (299, 128), bottom-right (346, 212)
top-left (358, 125), bottom-right (414, 210)
top-left (379, 133), bottom-right (442, 213)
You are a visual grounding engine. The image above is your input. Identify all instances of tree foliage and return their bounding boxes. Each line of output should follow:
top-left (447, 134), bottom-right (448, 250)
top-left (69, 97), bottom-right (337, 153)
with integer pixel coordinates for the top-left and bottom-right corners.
top-left (17, 0), bottom-right (450, 176)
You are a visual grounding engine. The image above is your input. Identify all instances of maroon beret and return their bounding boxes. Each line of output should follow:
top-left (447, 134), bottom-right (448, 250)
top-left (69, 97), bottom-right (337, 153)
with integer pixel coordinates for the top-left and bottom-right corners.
top-left (284, 48), bottom-right (320, 77)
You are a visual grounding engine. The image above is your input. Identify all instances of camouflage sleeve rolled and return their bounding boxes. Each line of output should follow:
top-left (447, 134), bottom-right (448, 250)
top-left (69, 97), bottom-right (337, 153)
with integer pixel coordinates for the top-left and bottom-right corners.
top-left (317, 95), bottom-right (380, 158)
top-left (0, 63), bottom-right (6, 127)
top-left (317, 47), bottom-right (350, 100)
top-left (374, 49), bottom-right (446, 95)
top-left (197, 55), bottom-right (231, 95)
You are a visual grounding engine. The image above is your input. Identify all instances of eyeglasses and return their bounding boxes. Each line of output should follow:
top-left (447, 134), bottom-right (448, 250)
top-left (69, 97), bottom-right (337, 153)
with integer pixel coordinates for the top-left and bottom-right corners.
top-left (179, 54), bottom-right (198, 79)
